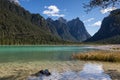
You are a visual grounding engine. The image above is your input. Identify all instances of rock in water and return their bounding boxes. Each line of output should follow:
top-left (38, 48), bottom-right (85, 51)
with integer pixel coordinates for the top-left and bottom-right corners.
top-left (32, 69), bottom-right (51, 77)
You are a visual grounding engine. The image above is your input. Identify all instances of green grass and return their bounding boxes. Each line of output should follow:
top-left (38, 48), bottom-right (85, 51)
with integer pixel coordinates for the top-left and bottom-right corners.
top-left (72, 51), bottom-right (120, 62)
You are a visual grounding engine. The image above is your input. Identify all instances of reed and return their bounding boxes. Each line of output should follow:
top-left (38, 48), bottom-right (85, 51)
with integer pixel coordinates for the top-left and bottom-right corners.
top-left (72, 51), bottom-right (120, 62)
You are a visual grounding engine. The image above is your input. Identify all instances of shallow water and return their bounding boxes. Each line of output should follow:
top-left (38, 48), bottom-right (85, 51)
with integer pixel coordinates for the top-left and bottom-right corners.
top-left (0, 45), bottom-right (94, 62)
top-left (28, 63), bottom-right (111, 80)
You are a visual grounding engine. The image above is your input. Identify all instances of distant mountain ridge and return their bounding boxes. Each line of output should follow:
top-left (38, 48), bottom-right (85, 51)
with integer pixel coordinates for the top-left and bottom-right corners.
top-left (86, 9), bottom-right (120, 44)
top-left (47, 17), bottom-right (91, 42)
top-left (0, 0), bottom-right (91, 44)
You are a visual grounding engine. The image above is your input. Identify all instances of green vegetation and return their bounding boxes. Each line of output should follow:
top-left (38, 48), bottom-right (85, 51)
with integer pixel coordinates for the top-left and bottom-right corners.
top-left (85, 35), bottom-right (120, 44)
top-left (72, 51), bottom-right (120, 62)
top-left (0, 10), bottom-right (50, 44)
top-left (94, 35), bottom-right (120, 44)
top-left (0, 0), bottom-right (64, 45)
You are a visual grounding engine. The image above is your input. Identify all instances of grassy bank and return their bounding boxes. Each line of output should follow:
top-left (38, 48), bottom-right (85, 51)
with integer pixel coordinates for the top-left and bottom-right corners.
top-left (72, 51), bottom-right (120, 62)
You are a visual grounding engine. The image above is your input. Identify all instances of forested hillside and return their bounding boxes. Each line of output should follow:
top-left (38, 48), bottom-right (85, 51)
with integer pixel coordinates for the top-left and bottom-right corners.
top-left (0, 0), bottom-right (61, 45)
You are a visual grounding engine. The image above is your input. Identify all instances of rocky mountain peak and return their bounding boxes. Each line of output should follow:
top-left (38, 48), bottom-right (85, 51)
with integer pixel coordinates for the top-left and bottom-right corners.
top-left (46, 18), bottom-right (54, 22)
top-left (47, 17), bottom-right (91, 42)
top-left (75, 17), bottom-right (80, 20)
top-left (58, 17), bottom-right (67, 23)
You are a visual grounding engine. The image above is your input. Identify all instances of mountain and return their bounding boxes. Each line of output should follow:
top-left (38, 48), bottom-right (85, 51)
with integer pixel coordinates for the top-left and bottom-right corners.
top-left (0, 0), bottom-right (91, 44)
top-left (0, 0), bottom-right (60, 45)
top-left (47, 17), bottom-right (91, 42)
top-left (86, 9), bottom-right (120, 44)
top-left (67, 17), bottom-right (91, 41)
top-left (47, 17), bottom-right (76, 41)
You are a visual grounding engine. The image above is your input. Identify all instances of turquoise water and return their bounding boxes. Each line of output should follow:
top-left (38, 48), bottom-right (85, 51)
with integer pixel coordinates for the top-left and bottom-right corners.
top-left (0, 45), bottom-right (94, 62)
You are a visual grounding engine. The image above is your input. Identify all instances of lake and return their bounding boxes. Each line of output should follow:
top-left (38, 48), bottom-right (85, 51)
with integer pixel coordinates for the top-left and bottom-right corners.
top-left (0, 45), bottom-right (95, 63)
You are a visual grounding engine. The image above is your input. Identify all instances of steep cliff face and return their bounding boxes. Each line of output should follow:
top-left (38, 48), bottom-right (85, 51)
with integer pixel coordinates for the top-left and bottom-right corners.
top-left (47, 17), bottom-right (76, 41)
top-left (68, 18), bottom-right (91, 41)
top-left (47, 17), bottom-right (91, 42)
top-left (46, 18), bottom-right (61, 39)
top-left (86, 9), bottom-right (120, 43)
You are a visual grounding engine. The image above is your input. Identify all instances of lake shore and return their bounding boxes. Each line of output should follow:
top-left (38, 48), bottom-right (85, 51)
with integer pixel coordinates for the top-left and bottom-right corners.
top-left (0, 61), bottom-right (120, 80)
top-left (89, 44), bottom-right (120, 51)
top-left (0, 45), bottom-right (120, 80)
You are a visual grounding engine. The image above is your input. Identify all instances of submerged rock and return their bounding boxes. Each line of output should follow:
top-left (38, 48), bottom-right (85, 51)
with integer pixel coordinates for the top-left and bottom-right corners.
top-left (30, 69), bottom-right (51, 77)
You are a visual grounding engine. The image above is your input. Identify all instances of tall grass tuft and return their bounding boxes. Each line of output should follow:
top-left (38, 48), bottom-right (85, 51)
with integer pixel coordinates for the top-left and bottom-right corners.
top-left (72, 51), bottom-right (120, 62)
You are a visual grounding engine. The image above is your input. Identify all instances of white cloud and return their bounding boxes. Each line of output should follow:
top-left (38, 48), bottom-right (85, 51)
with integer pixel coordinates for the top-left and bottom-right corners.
top-left (43, 5), bottom-right (65, 17)
top-left (84, 18), bottom-right (95, 23)
top-left (100, 7), bottom-right (117, 14)
top-left (92, 21), bottom-right (102, 27)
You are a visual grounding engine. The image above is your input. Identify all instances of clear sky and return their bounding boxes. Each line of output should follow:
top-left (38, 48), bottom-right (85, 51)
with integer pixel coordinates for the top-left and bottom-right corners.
top-left (16, 0), bottom-right (119, 35)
